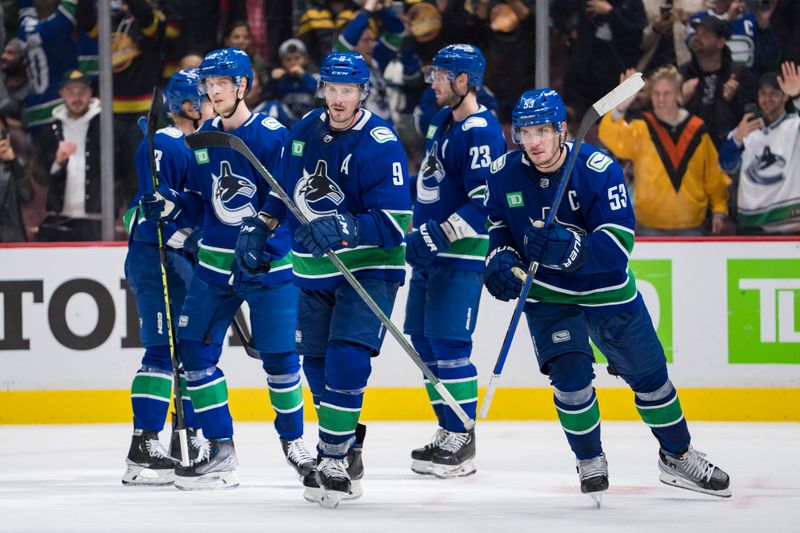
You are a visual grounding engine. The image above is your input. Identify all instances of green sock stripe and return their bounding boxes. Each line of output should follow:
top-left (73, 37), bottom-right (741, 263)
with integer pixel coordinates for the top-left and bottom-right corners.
top-left (442, 377), bottom-right (478, 404)
top-left (636, 395), bottom-right (685, 427)
top-left (179, 375), bottom-right (188, 398)
top-left (268, 382), bottom-right (303, 413)
top-left (187, 377), bottom-right (229, 413)
top-left (424, 380), bottom-right (443, 404)
top-left (318, 402), bottom-right (361, 436)
top-left (556, 398), bottom-right (601, 435)
top-left (131, 373), bottom-right (172, 401)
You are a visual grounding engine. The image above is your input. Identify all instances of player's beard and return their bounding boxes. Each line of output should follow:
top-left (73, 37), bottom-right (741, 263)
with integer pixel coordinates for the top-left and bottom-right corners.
top-left (435, 87), bottom-right (459, 108)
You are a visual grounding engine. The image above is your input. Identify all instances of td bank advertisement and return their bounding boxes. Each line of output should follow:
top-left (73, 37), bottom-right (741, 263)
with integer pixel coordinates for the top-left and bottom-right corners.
top-left (1, 240), bottom-right (798, 422)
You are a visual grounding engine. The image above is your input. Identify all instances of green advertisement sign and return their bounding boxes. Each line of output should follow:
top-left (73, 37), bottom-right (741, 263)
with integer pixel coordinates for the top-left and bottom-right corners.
top-left (728, 259), bottom-right (800, 364)
top-left (593, 260), bottom-right (673, 364)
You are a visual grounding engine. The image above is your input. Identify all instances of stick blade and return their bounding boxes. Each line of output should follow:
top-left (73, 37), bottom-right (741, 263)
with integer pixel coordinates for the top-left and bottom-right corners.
top-left (592, 72), bottom-right (644, 117)
top-left (185, 130), bottom-right (236, 150)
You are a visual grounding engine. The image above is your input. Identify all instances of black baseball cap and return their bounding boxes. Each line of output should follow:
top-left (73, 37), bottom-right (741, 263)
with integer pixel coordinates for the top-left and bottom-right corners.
top-left (757, 71), bottom-right (781, 91)
top-left (691, 15), bottom-right (731, 40)
top-left (59, 69), bottom-right (92, 89)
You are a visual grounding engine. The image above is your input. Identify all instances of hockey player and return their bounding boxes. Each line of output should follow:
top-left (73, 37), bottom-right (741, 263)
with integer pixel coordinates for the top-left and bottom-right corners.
top-left (233, 51), bottom-right (411, 508)
top-left (482, 88), bottom-right (731, 502)
top-left (139, 48), bottom-right (314, 490)
top-left (403, 44), bottom-right (506, 478)
top-left (121, 69), bottom-right (208, 486)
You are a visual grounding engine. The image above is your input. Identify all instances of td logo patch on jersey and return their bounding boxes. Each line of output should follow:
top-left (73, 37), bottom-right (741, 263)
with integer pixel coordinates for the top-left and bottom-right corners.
top-left (417, 141), bottom-right (446, 204)
top-left (294, 160), bottom-right (345, 220)
top-left (212, 161), bottom-right (257, 225)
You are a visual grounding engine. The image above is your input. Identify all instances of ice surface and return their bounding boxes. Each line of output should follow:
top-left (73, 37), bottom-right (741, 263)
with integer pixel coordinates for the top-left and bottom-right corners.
top-left (1, 422), bottom-right (798, 532)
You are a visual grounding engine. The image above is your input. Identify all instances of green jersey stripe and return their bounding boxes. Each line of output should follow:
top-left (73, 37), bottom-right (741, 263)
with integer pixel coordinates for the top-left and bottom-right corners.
top-left (292, 246), bottom-right (405, 277)
top-left (526, 269), bottom-right (638, 306)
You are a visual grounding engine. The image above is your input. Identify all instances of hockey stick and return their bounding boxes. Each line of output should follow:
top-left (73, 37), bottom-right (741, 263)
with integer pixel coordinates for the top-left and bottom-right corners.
top-left (231, 312), bottom-right (261, 360)
top-left (478, 73), bottom-right (645, 419)
top-left (146, 88), bottom-right (190, 466)
top-left (185, 131), bottom-right (476, 430)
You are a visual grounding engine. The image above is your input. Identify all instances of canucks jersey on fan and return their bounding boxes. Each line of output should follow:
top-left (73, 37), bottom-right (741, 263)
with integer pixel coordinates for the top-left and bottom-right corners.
top-left (485, 143), bottom-right (638, 315)
top-left (415, 105), bottom-right (506, 270)
top-left (125, 126), bottom-right (199, 244)
top-left (260, 108), bottom-right (412, 290)
top-left (17, 0), bottom-right (79, 127)
top-left (185, 113), bottom-right (291, 285)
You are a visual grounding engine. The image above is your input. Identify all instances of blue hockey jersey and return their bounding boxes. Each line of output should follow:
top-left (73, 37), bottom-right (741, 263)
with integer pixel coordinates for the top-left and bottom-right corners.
top-left (17, 0), bottom-right (78, 128)
top-left (414, 105), bottom-right (506, 271)
top-left (184, 113), bottom-right (292, 286)
top-left (485, 143), bottom-right (639, 316)
top-left (260, 108), bottom-right (412, 290)
top-left (126, 126), bottom-right (200, 246)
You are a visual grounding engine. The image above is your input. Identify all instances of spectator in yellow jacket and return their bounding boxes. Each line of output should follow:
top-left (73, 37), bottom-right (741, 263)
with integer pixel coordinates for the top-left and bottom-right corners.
top-left (599, 65), bottom-right (731, 236)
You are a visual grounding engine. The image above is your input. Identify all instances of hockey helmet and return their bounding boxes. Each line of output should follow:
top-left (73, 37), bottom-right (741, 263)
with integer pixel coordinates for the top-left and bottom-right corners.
top-left (425, 44), bottom-right (486, 89)
top-left (511, 88), bottom-right (567, 143)
top-left (198, 47), bottom-right (253, 94)
top-left (318, 51), bottom-right (370, 101)
top-left (164, 68), bottom-right (203, 114)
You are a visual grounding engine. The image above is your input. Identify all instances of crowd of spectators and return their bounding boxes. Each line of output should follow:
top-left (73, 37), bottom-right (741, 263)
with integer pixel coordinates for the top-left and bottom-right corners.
top-left (0, 0), bottom-right (798, 243)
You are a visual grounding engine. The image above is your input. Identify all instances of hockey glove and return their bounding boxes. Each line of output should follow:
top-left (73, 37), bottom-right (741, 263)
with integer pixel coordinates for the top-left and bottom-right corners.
top-left (294, 213), bottom-right (359, 258)
top-left (140, 188), bottom-right (180, 222)
top-left (235, 215), bottom-right (274, 275)
top-left (483, 246), bottom-right (526, 301)
top-left (230, 252), bottom-right (273, 291)
top-left (405, 220), bottom-right (450, 269)
top-left (523, 222), bottom-right (586, 272)
top-left (182, 228), bottom-right (203, 260)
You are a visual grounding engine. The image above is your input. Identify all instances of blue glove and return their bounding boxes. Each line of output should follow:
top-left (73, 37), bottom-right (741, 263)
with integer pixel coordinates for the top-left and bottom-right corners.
top-left (523, 222), bottom-right (586, 272)
top-left (140, 188), bottom-right (180, 222)
top-left (235, 215), bottom-right (274, 274)
top-left (294, 213), bottom-right (359, 258)
top-left (483, 246), bottom-right (526, 301)
top-left (405, 220), bottom-right (450, 269)
top-left (183, 228), bottom-right (203, 259)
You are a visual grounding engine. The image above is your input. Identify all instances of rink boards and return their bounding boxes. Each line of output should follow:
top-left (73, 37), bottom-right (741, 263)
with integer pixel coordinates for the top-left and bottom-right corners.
top-left (1, 238), bottom-right (798, 423)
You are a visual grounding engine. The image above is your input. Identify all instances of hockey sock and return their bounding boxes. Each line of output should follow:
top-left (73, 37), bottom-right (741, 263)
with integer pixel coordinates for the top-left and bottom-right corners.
top-left (131, 362), bottom-right (172, 431)
top-left (262, 351), bottom-right (304, 441)
top-left (317, 340), bottom-right (371, 458)
top-left (429, 338), bottom-right (477, 433)
top-left (177, 369), bottom-right (200, 429)
top-left (184, 365), bottom-right (233, 439)
top-left (553, 385), bottom-right (602, 460)
top-left (411, 335), bottom-right (445, 427)
top-left (633, 378), bottom-right (690, 454)
top-left (548, 353), bottom-right (601, 460)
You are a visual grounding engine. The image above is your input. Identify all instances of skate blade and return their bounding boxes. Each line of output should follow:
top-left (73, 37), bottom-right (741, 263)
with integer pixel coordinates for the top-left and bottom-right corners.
top-left (410, 459), bottom-right (435, 475)
top-left (319, 489), bottom-right (347, 509)
top-left (174, 470), bottom-right (240, 491)
top-left (121, 465), bottom-right (175, 486)
top-left (432, 459), bottom-right (476, 479)
top-left (659, 472), bottom-right (732, 498)
top-left (303, 485), bottom-right (323, 503)
top-left (589, 492), bottom-right (603, 508)
top-left (345, 479), bottom-right (363, 500)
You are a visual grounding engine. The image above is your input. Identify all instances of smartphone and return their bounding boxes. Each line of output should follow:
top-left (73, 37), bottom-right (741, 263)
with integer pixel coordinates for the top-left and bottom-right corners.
top-left (744, 102), bottom-right (762, 120)
top-left (660, 2), bottom-right (673, 16)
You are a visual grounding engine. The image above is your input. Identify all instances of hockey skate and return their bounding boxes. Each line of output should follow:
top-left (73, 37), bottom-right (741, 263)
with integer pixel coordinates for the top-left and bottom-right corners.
top-left (174, 438), bottom-right (239, 490)
top-left (430, 429), bottom-right (476, 478)
top-left (577, 453), bottom-right (609, 507)
top-left (122, 430), bottom-right (180, 486)
top-left (281, 437), bottom-right (316, 477)
top-left (304, 424), bottom-right (366, 503)
top-left (410, 427), bottom-right (447, 475)
top-left (314, 457), bottom-right (351, 509)
top-left (658, 446), bottom-right (731, 498)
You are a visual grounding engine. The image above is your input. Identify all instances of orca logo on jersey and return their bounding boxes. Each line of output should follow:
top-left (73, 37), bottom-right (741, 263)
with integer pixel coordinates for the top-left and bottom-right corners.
top-left (294, 160), bottom-right (346, 220)
top-left (211, 161), bottom-right (257, 226)
top-left (417, 141), bottom-right (446, 204)
top-left (745, 146), bottom-right (786, 186)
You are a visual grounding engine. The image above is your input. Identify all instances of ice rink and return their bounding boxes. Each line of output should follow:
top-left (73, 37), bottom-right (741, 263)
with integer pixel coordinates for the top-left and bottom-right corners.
top-left (1, 421), bottom-right (798, 532)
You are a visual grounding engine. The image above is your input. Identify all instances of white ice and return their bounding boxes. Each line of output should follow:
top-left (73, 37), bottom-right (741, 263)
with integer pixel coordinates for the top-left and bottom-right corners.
top-left (1, 421), bottom-right (799, 532)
